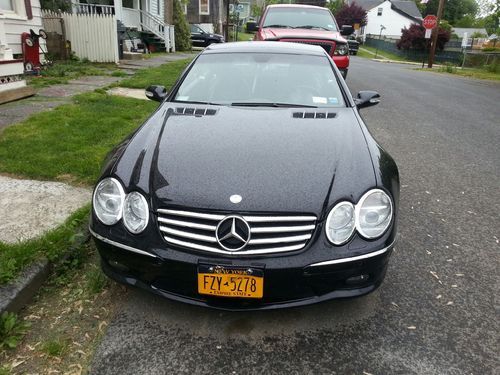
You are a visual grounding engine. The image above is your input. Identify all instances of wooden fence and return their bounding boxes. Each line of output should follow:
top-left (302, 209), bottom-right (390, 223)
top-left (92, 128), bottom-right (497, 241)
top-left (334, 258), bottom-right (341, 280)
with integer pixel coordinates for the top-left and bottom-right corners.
top-left (42, 11), bottom-right (119, 63)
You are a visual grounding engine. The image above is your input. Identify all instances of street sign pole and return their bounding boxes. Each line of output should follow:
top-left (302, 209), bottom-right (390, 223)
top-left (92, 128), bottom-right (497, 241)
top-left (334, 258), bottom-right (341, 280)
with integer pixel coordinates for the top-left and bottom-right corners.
top-left (427, 0), bottom-right (446, 68)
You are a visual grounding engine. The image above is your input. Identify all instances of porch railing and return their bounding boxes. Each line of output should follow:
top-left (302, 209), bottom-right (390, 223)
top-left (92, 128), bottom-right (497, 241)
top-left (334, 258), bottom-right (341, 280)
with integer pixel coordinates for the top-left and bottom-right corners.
top-left (73, 3), bottom-right (115, 15)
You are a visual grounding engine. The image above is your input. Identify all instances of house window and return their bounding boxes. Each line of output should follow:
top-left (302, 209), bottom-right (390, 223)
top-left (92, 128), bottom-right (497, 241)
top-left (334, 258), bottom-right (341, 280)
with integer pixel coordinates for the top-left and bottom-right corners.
top-left (377, 7), bottom-right (382, 16)
top-left (199, 0), bottom-right (209, 15)
top-left (123, 0), bottom-right (134, 8)
top-left (157, 0), bottom-right (160, 15)
top-left (0, 0), bottom-right (13, 10)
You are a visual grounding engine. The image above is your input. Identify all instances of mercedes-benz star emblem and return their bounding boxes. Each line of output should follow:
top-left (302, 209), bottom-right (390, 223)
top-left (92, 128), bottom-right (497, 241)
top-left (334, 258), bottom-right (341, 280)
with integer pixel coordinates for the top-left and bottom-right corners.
top-left (216, 216), bottom-right (251, 251)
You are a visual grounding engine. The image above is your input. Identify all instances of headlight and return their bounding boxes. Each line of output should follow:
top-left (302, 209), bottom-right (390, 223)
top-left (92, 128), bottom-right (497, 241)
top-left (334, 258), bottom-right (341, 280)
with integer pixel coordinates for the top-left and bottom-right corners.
top-left (334, 43), bottom-right (348, 56)
top-left (93, 178), bottom-right (125, 225)
top-left (325, 201), bottom-right (355, 245)
top-left (355, 189), bottom-right (393, 239)
top-left (123, 192), bottom-right (149, 234)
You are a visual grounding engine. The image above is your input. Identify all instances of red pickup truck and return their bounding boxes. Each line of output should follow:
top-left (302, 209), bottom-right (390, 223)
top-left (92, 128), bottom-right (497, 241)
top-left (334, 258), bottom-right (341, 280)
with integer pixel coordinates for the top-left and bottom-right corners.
top-left (254, 4), bottom-right (353, 78)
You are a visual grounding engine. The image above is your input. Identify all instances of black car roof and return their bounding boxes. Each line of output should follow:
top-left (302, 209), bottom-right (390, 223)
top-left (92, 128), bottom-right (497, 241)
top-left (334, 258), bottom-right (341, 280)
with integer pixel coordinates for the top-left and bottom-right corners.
top-left (204, 41), bottom-right (326, 56)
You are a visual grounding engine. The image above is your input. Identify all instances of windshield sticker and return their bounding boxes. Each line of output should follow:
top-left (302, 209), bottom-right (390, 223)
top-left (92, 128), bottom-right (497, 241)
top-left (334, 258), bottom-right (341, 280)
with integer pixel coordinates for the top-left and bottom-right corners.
top-left (312, 96), bottom-right (327, 104)
top-left (328, 97), bottom-right (339, 104)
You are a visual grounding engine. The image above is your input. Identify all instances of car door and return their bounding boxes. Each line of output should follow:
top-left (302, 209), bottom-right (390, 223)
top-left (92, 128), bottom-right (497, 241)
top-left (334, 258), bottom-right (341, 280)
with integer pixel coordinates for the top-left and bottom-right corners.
top-left (190, 25), bottom-right (207, 47)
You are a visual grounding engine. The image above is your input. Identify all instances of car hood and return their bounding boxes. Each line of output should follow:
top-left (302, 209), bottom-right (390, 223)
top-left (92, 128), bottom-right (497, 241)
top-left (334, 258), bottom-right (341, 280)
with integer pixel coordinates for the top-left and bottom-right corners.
top-left (262, 28), bottom-right (347, 43)
top-left (112, 104), bottom-right (376, 217)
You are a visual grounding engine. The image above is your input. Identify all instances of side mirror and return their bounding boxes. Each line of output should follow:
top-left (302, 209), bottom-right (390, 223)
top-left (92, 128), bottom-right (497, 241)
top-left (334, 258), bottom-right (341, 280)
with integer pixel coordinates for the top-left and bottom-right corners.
top-left (340, 25), bottom-right (354, 36)
top-left (355, 91), bottom-right (380, 109)
top-left (145, 85), bottom-right (167, 102)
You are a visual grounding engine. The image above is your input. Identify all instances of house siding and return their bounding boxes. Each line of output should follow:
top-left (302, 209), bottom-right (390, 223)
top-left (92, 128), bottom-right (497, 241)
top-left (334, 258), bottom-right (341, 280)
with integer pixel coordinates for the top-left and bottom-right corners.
top-left (149, 0), bottom-right (164, 20)
top-left (186, 0), bottom-right (225, 30)
top-left (4, 0), bottom-right (45, 56)
top-left (363, 0), bottom-right (416, 39)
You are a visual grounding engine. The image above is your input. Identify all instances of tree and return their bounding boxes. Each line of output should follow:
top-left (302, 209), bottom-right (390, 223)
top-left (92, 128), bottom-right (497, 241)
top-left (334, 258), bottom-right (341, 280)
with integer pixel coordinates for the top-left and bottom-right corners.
top-left (334, 2), bottom-right (367, 28)
top-left (397, 23), bottom-right (450, 51)
top-left (423, 0), bottom-right (478, 26)
top-left (173, 0), bottom-right (191, 51)
top-left (326, 0), bottom-right (343, 15)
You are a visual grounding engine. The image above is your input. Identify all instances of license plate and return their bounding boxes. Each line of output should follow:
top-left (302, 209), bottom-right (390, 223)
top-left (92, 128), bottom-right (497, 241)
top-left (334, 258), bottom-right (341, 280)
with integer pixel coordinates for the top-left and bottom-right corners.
top-left (197, 265), bottom-right (264, 299)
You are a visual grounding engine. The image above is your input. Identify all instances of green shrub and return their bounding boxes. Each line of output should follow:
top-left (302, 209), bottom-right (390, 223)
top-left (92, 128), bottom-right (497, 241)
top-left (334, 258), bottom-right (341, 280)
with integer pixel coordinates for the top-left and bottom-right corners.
top-left (173, 0), bottom-right (192, 51)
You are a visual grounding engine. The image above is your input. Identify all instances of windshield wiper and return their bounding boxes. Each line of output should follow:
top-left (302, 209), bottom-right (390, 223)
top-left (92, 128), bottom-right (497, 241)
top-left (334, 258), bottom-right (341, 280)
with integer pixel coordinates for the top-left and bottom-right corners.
top-left (231, 102), bottom-right (317, 108)
top-left (262, 24), bottom-right (291, 28)
top-left (294, 25), bottom-right (330, 31)
top-left (173, 100), bottom-right (222, 106)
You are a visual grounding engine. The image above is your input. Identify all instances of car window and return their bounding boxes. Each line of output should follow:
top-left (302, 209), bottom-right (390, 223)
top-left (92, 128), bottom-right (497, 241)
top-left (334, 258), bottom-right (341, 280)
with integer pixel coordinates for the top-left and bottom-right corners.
top-left (190, 25), bottom-right (203, 33)
top-left (262, 8), bottom-right (338, 31)
top-left (174, 53), bottom-right (345, 107)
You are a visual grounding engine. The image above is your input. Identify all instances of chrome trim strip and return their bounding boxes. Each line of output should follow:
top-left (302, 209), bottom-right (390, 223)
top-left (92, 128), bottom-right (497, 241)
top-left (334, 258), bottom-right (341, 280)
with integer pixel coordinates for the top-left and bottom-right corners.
top-left (157, 217), bottom-right (216, 231)
top-left (249, 234), bottom-right (311, 245)
top-left (251, 224), bottom-right (316, 233)
top-left (158, 209), bottom-right (316, 223)
top-left (89, 228), bottom-right (158, 258)
top-left (159, 226), bottom-right (216, 243)
top-left (307, 242), bottom-right (395, 267)
top-left (243, 215), bottom-right (316, 222)
top-left (163, 235), bottom-right (307, 255)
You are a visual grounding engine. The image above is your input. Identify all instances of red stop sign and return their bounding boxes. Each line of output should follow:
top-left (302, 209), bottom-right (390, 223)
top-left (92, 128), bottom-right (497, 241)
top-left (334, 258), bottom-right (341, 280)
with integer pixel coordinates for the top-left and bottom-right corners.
top-left (423, 15), bottom-right (437, 29)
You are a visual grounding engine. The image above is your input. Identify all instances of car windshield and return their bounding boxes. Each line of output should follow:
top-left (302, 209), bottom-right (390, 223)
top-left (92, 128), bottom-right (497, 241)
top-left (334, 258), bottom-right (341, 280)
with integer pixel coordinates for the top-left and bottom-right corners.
top-left (174, 53), bottom-right (345, 107)
top-left (262, 8), bottom-right (338, 31)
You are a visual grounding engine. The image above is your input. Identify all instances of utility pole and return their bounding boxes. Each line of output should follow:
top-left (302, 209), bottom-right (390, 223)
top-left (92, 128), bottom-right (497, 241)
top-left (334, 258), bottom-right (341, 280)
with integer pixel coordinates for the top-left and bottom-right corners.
top-left (427, 0), bottom-right (446, 68)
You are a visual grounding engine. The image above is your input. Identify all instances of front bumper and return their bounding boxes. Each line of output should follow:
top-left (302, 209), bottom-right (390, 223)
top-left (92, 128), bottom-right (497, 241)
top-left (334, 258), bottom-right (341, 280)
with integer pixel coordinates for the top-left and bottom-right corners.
top-left (332, 55), bottom-right (349, 69)
top-left (91, 229), bottom-right (394, 311)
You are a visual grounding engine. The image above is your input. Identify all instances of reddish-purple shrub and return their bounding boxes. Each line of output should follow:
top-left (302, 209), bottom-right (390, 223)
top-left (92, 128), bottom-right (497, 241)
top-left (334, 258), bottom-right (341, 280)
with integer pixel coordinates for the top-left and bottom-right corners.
top-left (334, 2), bottom-right (367, 28)
top-left (397, 23), bottom-right (451, 51)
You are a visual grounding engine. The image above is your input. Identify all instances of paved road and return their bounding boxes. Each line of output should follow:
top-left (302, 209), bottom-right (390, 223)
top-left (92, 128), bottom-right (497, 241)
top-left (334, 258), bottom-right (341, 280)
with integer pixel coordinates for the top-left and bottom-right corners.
top-left (91, 59), bottom-right (500, 375)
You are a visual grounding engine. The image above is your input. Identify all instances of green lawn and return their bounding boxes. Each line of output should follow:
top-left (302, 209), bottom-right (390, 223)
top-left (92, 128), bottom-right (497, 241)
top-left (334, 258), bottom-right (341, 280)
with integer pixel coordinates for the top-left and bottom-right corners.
top-left (419, 66), bottom-right (500, 81)
top-left (0, 206), bottom-right (89, 285)
top-left (28, 60), bottom-right (124, 88)
top-left (118, 58), bottom-right (193, 89)
top-left (358, 45), bottom-right (410, 62)
top-left (0, 92), bottom-right (157, 185)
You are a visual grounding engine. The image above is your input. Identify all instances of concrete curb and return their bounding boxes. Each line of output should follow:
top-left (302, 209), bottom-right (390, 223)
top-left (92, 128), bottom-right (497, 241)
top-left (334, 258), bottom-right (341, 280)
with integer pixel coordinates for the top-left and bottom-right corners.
top-left (0, 226), bottom-right (91, 315)
top-left (370, 58), bottom-right (444, 68)
top-left (0, 259), bottom-right (51, 314)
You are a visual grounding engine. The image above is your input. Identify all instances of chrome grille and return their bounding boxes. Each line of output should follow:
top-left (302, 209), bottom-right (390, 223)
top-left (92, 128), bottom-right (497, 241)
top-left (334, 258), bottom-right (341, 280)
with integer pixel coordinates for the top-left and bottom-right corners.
top-left (280, 39), bottom-right (335, 55)
top-left (157, 208), bottom-right (317, 255)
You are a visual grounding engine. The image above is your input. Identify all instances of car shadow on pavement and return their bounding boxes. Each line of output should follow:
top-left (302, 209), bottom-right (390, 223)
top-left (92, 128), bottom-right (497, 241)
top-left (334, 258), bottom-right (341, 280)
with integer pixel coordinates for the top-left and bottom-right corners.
top-left (121, 286), bottom-right (380, 338)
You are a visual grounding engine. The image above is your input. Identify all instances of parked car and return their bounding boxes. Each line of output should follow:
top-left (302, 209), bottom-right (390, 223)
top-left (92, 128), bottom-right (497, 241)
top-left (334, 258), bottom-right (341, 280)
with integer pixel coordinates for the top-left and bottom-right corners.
top-left (346, 34), bottom-right (359, 55)
top-left (90, 42), bottom-right (399, 311)
top-left (190, 24), bottom-right (224, 47)
top-left (254, 4), bottom-right (353, 78)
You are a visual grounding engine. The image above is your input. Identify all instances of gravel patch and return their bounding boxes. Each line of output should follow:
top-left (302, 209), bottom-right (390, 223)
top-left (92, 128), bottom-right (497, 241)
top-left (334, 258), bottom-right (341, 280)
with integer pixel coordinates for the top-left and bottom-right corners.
top-left (0, 176), bottom-right (91, 243)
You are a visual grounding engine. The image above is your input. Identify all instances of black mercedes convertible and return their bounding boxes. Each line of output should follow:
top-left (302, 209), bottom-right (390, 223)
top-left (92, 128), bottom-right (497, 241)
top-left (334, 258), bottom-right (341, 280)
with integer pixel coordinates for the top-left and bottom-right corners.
top-left (90, 42), bottom-right (399, 310)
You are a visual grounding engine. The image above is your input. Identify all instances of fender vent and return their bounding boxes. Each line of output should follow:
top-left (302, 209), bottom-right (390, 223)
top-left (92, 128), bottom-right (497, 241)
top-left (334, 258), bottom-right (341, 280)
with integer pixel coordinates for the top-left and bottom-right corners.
top-left (174, 107), bottom-right (218, 116)
top-left (293, 112), bottom-right (336, 119)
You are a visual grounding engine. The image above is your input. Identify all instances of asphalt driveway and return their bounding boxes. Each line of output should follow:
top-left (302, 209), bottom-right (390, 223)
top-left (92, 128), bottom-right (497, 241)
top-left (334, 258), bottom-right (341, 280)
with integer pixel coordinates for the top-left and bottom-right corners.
top-left (91, 59), bottom-right (500, 375)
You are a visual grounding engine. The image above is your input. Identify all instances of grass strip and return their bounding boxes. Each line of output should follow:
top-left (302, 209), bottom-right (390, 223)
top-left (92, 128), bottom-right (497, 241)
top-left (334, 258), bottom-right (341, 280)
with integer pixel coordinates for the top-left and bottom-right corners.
top-left (27, 60), bottom-right (124, 88)
top-left (0, 206), bottom-right (90, 285)
top-left (118, 58), bottom-right (193, 89)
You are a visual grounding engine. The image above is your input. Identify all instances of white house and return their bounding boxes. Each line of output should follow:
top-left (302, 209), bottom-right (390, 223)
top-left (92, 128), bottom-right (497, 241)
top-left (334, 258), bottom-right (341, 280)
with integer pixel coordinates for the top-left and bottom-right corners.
top-left (1, 0), bottom-right (43, 99)
top-left (350, 0), bottom-right (422, 39)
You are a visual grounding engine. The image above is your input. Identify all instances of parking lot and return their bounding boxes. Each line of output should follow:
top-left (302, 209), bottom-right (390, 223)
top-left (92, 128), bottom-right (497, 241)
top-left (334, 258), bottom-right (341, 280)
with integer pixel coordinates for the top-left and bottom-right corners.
top-left (90, 58), bottom-right (500, 375)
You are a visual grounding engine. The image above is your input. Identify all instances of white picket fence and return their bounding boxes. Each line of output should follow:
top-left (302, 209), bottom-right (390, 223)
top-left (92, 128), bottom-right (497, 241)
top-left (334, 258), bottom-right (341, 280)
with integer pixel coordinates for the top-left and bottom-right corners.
top-left (42, 10), bottom-right (119, 63)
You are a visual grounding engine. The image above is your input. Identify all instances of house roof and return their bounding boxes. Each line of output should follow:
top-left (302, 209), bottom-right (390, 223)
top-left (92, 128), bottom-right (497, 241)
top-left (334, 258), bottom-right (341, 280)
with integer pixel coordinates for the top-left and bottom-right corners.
top-left (452, 28), bottom-right (488, 38)
top-left (350, 0), bottom-right (422, 21)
